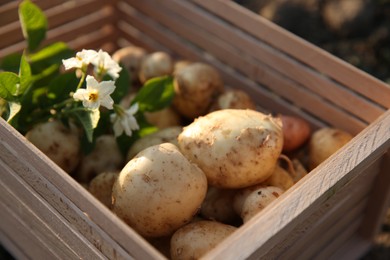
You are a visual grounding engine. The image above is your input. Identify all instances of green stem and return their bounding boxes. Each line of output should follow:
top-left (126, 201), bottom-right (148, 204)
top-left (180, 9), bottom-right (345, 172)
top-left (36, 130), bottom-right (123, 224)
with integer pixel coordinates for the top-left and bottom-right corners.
top-left (76, 71), bottom-right (87, 90)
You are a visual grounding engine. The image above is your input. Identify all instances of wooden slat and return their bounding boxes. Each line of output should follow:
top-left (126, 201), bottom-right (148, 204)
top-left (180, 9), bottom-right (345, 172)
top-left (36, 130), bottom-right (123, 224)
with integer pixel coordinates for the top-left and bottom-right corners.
top-left (128, 0), bottom-right (385, 126)
top-left (359, 152), bottom-right (390, 239)
top-left (278, 166), bottom-right (377, 259)
top-left (117, 1), bottom-right (328, 129)
top-left (191, 0), bottom-right (390, 109)
top-left (329, 235), bottom-right (372, 260)
top-left (125, 0), bottom-right (372, 134)
top-left (202, 110), bottom-right (390, 259)
top-left (0, 118), bottom-right (166, 260)
top-left (0, 168), bottom-right (101, 259)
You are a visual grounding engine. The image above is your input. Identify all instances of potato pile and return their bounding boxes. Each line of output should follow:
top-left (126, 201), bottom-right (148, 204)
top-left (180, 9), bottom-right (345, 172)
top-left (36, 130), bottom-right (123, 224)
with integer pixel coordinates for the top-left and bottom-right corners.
top-left (24, 46), bottom-right (355, 259)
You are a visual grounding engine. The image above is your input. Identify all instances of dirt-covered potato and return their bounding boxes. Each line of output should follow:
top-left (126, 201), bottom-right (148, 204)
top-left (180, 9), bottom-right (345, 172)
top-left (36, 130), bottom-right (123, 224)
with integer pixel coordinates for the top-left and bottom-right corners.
top-left (25, 120), bottom-right (81, 173)
top-left (144, 107), bottom-right (182, 129)
top-left (233, 185), bottom-right (284, 223)
top-left (209, 89), bottom-right (256, 112)
top-left (112, 46), bottom-right (147, 83)
top-left (76, 135), bottom-right (124, 183)
top-left (112, 143), bottom-right (208, 238)
top-left (170, 220), bottom-right (237, 260)
top-left (88, 172), bottom-right (118, 208)
top-left (126, 126), bottom-right (182, 160)
top-left (173, 62), bottom-right (224, 119)
top-left (309, 127), bottom-right (353, 169)
top-left (263, 165), bottom-right (294, 191)
top-left (200, 187), bottom-right (240, 225)
top-left (241, 185), bottom-right (284, 223)
top-left (178, 109), bottom-right (283, 188)
top-left (173, 60), bottom-right (192, 75)
top-left (139, 51), bottom-right (173, 83)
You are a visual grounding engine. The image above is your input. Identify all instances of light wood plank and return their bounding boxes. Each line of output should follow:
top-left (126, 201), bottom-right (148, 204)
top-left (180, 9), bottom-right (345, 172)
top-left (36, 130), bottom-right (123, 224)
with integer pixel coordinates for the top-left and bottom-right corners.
top-left (0, 117), bottom-right (166, 260)
top-left (191, 0), bottom-right (390, 109)
top-left (135, 0), bottom-right (386, 125)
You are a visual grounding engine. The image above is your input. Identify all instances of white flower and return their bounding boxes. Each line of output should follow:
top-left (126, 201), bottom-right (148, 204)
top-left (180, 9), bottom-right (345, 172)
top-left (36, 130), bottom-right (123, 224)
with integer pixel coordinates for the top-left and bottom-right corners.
top-left (91, 49), bottom-right (122, 79)
top-left (110, 103), bottom-right (139, 137)
top-left (73, 75), bottom-right (115, 110)
top-left (62, 49), bottom-right (97, 70)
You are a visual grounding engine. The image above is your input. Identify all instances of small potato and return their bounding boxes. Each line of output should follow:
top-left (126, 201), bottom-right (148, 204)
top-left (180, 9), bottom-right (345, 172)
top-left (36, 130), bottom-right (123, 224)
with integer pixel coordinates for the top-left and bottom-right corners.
top-left (25, 120), bottom-right (81, 173)
top-left (209, 89), bottom-right (256, 112)
top-left (112, 143), bottom-right (208, 237)
top-left (139, 51), bottom-right (173, 83)
top-left (173, 62), bottom-right (224, 119)
top-left (126, 126), bottom-right (182, 160)
top-left (112, 46), bottom-right (147, 82)
top-left (76, 135), bottom-right (124, 183)
top-left (309, 127), bottom-right (353, 169)
top-left (281, 114), bottom-right (311, 152)
top-left (144, 107), bottom-right (182, 129)
top-left (173, 60), bottom-right (192, 75)
top-left (233, 185), bottom-right (284, 223)
top-left (263, 165), bottom-right (294, 191)
top-left (178, 109), bottom-right (283, 188)
top-left (170, 220), bottom-right (237, 260)
top-left (200, 187), bottom-right (240, 225)
top-left (88, 172), bottom-right (118, 208)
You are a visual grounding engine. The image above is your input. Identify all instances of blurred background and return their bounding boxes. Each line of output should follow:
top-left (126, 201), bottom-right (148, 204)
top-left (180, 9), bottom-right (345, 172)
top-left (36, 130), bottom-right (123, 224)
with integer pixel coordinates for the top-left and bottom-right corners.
top-left (234, 0), bottom-right (390, 259)
top-left (234, 0), bottom-right (390, 84)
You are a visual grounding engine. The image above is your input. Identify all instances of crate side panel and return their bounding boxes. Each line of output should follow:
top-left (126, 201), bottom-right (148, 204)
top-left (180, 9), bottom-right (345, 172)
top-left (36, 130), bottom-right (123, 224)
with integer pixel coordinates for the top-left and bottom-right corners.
top-left (191, 0), bottom-right (390, 109)
top-left (144, 0), bottom-right (386, 125)
top-left (0, 118), bottom-right (166, 259)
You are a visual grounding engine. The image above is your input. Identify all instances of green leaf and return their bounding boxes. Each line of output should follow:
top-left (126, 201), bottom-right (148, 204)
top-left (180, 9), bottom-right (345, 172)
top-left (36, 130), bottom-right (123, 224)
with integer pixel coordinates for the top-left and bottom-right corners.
top-left (7, 101), bottom-right (22, 123)
top-left (132, 76), bottom-right (174, 112)
top-left (18, 54), bottom-right (32, 95)
top-left (0, 53), bottom-right (23, 72)
top-left (19, 0), bottom-right (48, 51)
top-left (28, 42), bottom-right (72, 63)
top-left (47, 73), bottom-right (78, 103)
top-left (72, 108), bottom-right (100, 143)
top-left (111, 66), bottom-right (130, 104)
top-left (0, 72), bottom-right (20, 100)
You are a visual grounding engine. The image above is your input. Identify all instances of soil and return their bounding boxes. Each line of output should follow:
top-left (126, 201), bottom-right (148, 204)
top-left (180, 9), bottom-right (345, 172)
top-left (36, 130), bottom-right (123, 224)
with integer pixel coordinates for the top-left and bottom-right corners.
top-left (234, 0), bottom-right (390, 259)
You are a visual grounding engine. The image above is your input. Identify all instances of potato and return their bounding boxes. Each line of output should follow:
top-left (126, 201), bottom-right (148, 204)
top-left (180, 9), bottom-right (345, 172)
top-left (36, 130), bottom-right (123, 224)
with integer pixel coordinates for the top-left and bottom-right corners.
top-left (76, 135), bottom-right (124, 183)
top-left (25, 120), bottom-right (81, 173)
top-left (88, 172), bottom-right (118, 208)
top-left (112, 46), bottom-right (147, 83)
top-left (173, 62), bottom-right (224, 119)
top-left (200, 187), bottom-right (240, 225)
top-left (139, 51), bottom-right (173, 83)
top-left (263, 165), bottom-right (294, 191)
top-left (173, 60), bottom-right (192, 75)
top-left (281, 114), bottom-right (311, 152)
top-left (112, 143), bottom-right (208, 237)
top-left (233, 185), bottom-right (284, 223)
top-left (144, 107), bottom-right (182, 129)
top-left (178, 109), bottom-right (283, 188)
top-left (170, 220), bottom-right (237, 260)
top-left (309, 127), bottom-right (353, 169)
top-left (126, 126), bottom-right (182, 160)
top-left (209, 89), bottom-right (256, 112)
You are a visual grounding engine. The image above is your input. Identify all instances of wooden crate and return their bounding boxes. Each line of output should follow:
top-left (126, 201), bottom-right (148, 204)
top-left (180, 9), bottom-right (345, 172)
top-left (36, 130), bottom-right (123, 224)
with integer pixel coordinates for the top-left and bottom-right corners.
top-left (1, 0), bottom-right (390, 259)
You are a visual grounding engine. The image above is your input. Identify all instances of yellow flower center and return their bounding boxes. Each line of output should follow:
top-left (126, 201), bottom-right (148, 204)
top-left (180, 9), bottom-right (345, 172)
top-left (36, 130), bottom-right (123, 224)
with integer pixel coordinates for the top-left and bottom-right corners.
top-left (88, 91), bottom-right (99, 101)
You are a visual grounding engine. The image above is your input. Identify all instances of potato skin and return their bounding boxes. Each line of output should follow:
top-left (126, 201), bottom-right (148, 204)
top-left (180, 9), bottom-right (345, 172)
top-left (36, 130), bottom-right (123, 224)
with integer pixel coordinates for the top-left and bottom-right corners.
top-left (281, 115), bottom-right (311, 152)
top-left (25, 120), bottom-right (80, 173)
top-left (309, 127), bottom-right (353, 169)
top-left (112, 46), bottom-right (146, 83)
top-left (241, 186), bottom-right (284, 223)
top-left (88, 172), bottom-right (118, 208)
top-left (139, 51), bottom-right (173, 83)
top-left (112, 143), bottom-right (208, 238)
top-left (209, 89), bottom-right (256, 112)
top-left (126, 126), bottom-right (182, 160)
top-left (178, 109), bottom-right (283, 188)
top-left (173, 62), bottom-right (224, 119)
top-left (170, 220), bottom-right (237, 260)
